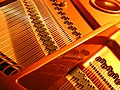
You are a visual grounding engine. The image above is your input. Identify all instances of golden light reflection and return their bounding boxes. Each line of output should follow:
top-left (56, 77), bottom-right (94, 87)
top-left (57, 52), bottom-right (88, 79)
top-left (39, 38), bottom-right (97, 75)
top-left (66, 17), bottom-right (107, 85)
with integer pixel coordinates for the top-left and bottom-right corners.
top-left (104, 1), bottom-right (114, 6)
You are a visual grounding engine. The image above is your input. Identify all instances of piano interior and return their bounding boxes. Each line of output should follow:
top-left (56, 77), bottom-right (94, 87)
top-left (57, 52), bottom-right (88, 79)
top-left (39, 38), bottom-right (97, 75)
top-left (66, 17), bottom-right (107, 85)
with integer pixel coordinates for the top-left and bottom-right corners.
top-left (0, 0), bottom-right (120, 90)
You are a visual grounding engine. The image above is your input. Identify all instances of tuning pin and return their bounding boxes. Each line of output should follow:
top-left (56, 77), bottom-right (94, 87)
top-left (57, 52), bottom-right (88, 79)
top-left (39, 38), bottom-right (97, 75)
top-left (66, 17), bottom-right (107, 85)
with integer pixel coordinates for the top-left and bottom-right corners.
top-left (74, 82), bottom-right (79, 86)
top-left (36, 28), bottom-right (46, 32)
top-left (106, 66), bottom-right (113, 72)
top-left (80, 84), bottom-right (84, 89)
top-left (99, 73), bottom-right (103, 77)
top-left (89, 62), bottom-right (92, 66)
top-left (58, 11), bottom-right (66, 15)
top-left (58, 1), bottom-right (67, 7)
top-left (31, 19), bottom-right (42, 24)
top-left (101, 63), bottom-right (107, 69)
top-left (38, 32), bottom-right (49, 36)
top-left (92, 66), bottom-right (96, 70)
top-left (107, 71), bottom-right (114, 77)
top-left (43, 40), bottom-right (55, 46)
top-left (34, 23), bottom-right (45, 28)
top-left (95, 57), bottom-right (107, 64)
top-left (40, 36), bottom-right (51, 41)
top-left (87, 83), bottom-right (93, 88)
top-left (108, 84), bottom-right (113, 90)
top-left (46, 45), bottom-right (58, 51)
top-left (30, 15), bottom-right (40, 20)
top-left (70, 76), bottom-right (76, 81)
top-left (100, 58), bottom-right (106, 64)
top-left (95, 56), bottom-right (102, 62)
top-left (54, 6), bottom-right (63, 10)
top-left (113, 73), bottom-right (119, 80)
top-left (61, 15), bottom-right (69, 20)
top-left (111, 87), bottom-right (115, 90)
top-left (84, 78), bottom-right (89, 82)
top-left (96, 71), bottom-right (100, 74)
top-left (64, 20), bottom-right (73, 25)
top-left (114, 79), bottom-right (120, 85)
top-left (105, 80), bottom-right (109, 86)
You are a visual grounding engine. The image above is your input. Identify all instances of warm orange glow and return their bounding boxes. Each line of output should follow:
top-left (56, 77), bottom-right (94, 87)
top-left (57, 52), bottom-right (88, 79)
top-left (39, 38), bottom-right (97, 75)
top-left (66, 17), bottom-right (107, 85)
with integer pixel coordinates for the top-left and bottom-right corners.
top-left (0, 0), bottom-right (6, 3)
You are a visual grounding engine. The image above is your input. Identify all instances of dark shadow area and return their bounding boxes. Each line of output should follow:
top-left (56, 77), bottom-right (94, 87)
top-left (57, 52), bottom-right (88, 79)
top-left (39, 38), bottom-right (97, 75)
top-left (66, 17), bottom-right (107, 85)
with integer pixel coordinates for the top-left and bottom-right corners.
top-left (0, 0), bottom-right (16, 7)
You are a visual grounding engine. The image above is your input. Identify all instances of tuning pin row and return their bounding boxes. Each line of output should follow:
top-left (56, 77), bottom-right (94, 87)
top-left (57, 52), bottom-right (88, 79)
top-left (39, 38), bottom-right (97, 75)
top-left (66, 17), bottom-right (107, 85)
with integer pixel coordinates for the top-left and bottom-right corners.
top-left (50, 0), bottom-right (81, 39)
top-left (95, 56), bottom-right (120, 85)
top-left (95, 56), bottom-right (106, 64)
top-left (115, 79), bottom-right (120, 85)
top-left (23, 0), bottom-right (58, 54)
